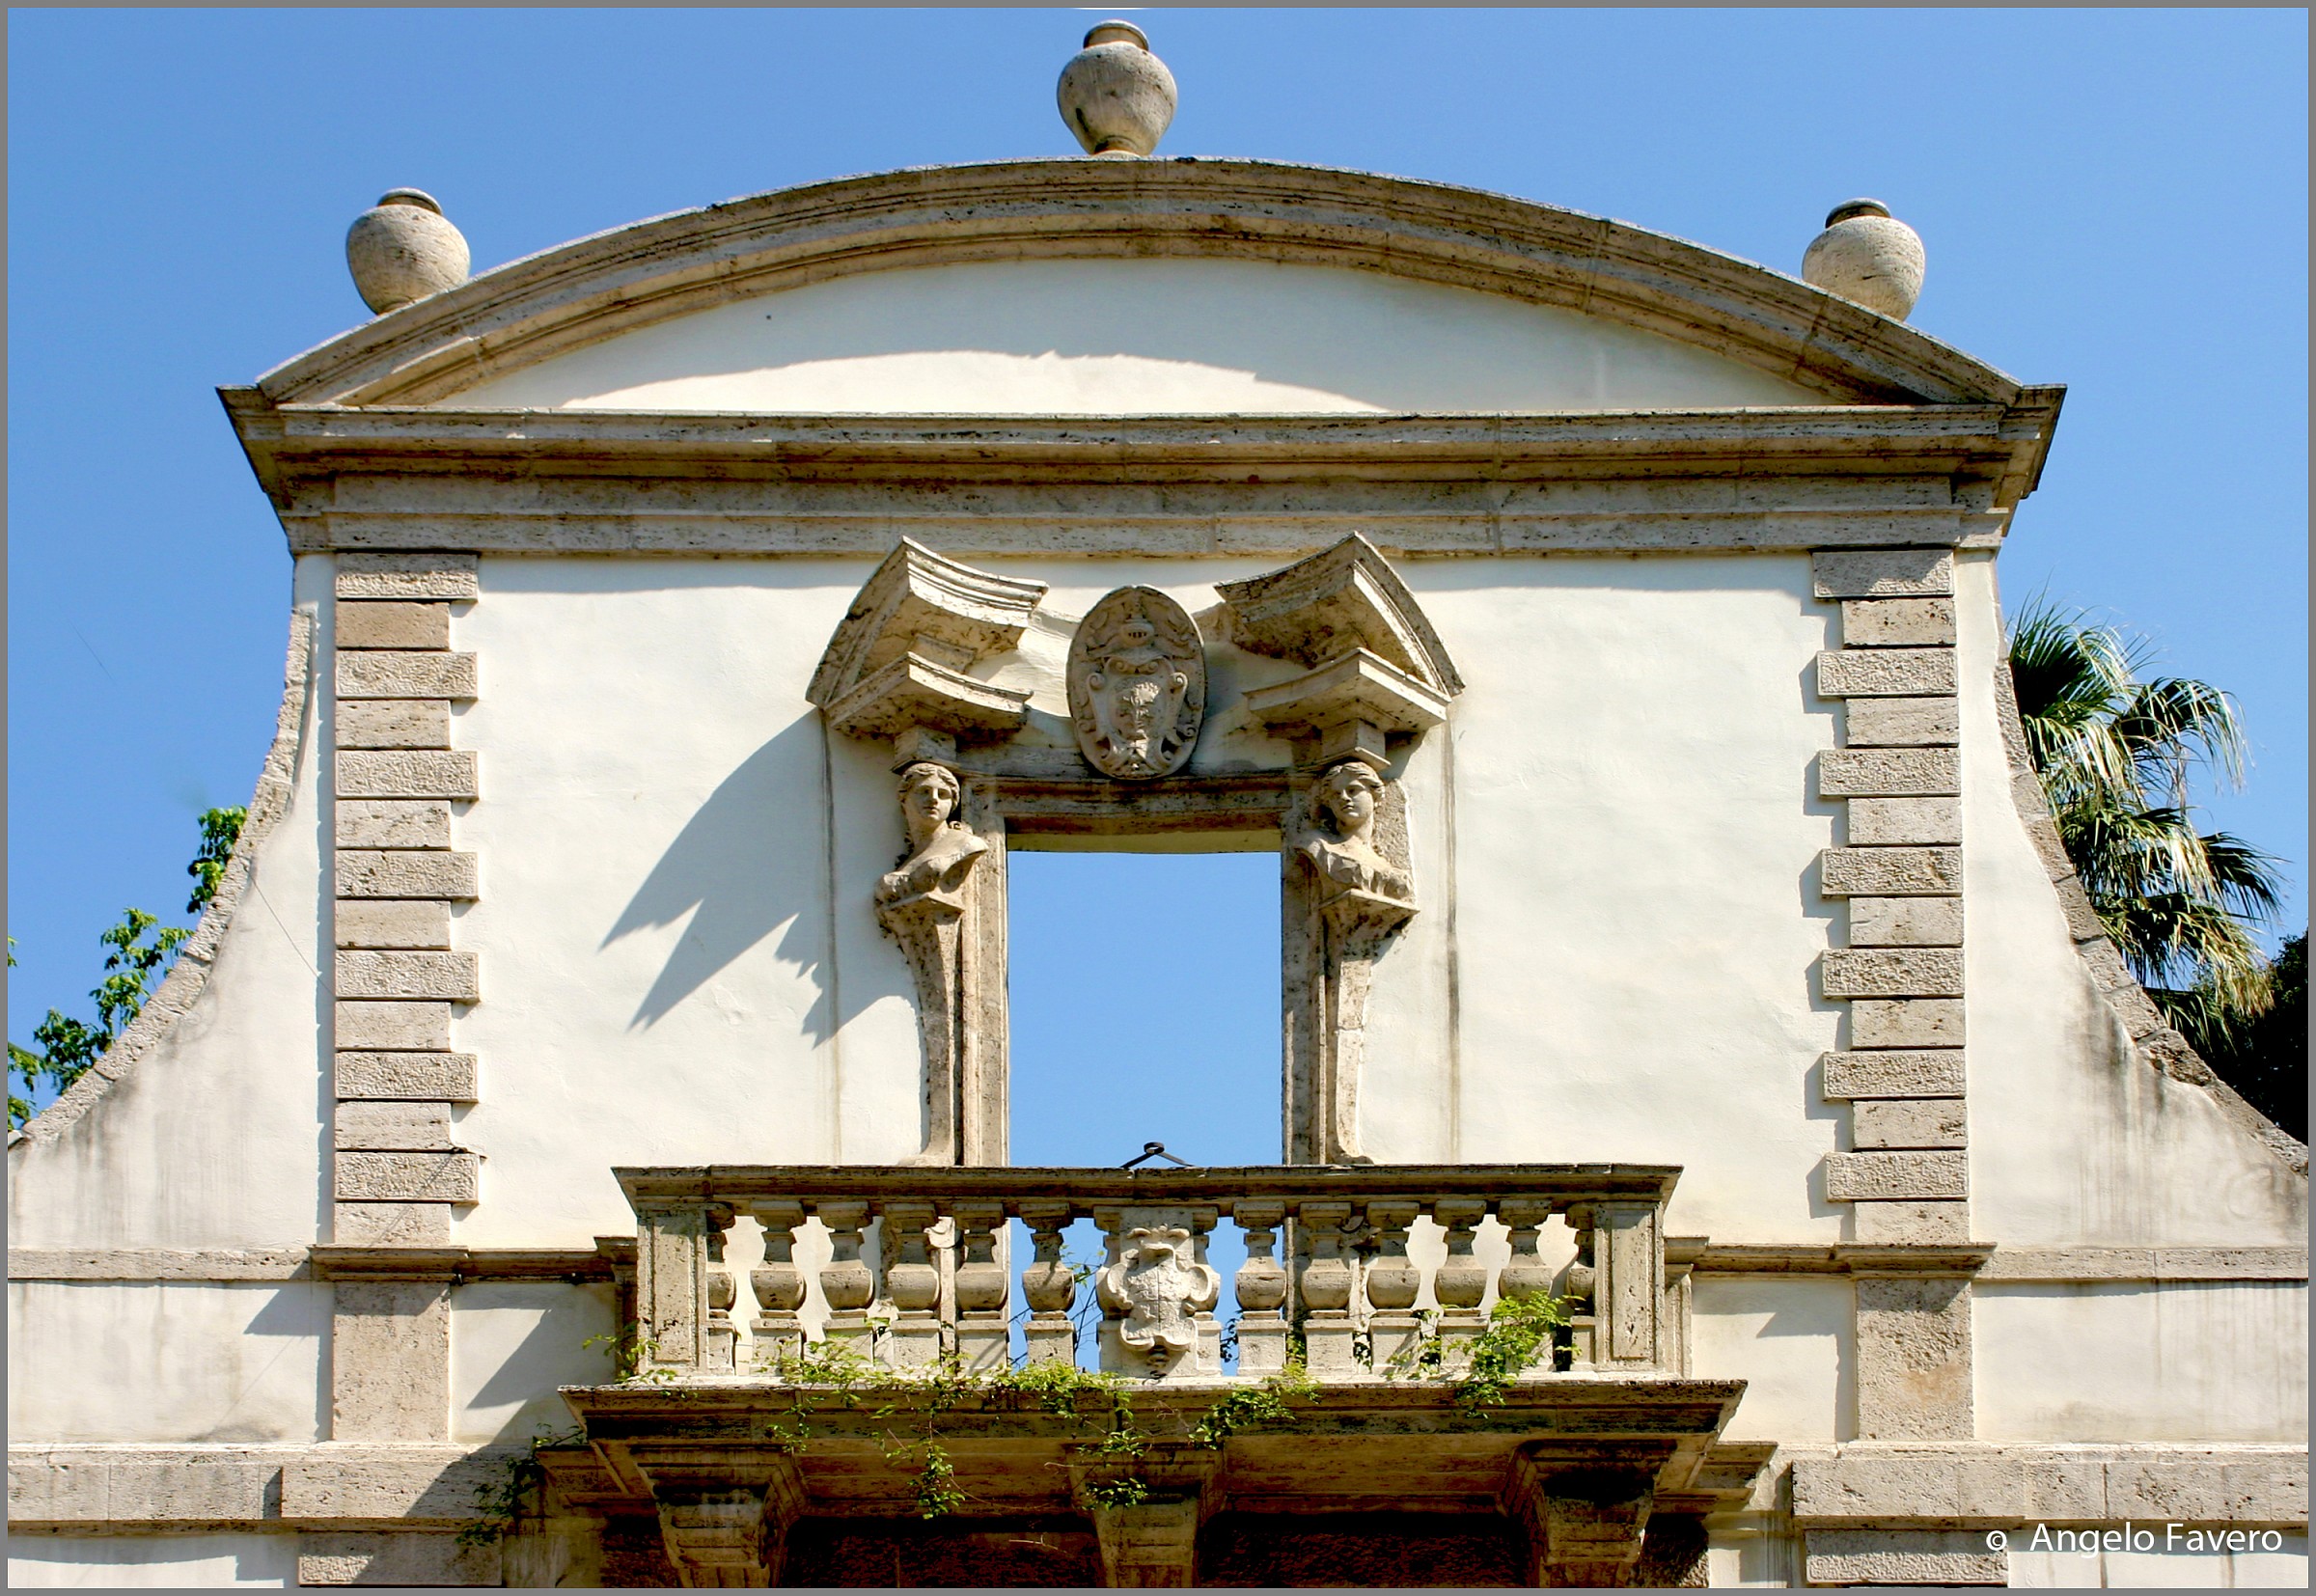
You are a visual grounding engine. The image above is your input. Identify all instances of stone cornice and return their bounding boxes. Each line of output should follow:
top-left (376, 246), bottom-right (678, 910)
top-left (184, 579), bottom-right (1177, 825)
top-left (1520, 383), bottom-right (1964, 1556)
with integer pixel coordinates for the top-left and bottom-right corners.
top-left (243, 159), bottom-right (2038, 410)
top-left (222, 399), bottom-right (2063, 558)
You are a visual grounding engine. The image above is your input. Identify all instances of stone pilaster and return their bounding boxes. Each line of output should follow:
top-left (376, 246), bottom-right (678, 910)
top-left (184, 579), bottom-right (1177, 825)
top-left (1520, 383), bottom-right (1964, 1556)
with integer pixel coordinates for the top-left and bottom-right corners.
top-left (1810, 550), bottom-right (1969, 1249)
top-left (1810, 550), bottom-right (1978, 1445)
top-left (331, 554), bottom-right (481, 1245)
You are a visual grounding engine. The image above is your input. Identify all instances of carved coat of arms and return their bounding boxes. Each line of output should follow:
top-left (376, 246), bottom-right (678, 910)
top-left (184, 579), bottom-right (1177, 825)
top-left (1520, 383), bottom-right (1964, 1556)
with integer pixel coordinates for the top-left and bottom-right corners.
top-left (1066, 587), bottom-right (1204, 779)
top-left (1096, 1225), bottom-right (1221, 1369)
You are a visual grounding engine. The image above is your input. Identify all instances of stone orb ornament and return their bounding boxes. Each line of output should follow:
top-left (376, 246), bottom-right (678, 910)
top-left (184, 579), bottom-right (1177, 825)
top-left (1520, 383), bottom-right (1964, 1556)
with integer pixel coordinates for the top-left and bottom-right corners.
top-left (1802, 199), bottom-right (1925, 321)
top-left (1057, 19), bottom-right (1177, 157)
top-left (345, 189), bottom-right (470, 316)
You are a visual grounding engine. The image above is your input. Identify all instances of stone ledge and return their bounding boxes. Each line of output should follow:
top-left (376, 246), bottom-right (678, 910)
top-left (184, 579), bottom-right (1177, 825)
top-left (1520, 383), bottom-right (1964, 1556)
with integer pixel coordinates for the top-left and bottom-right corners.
top-left (1825, 1150), bottom-right (1968, 1201)
top-left (335, 751), bottom-right (480, 801)
top-left (336, 651), bottom-right (478, 702)
top-left (1791, 1445), bottom-right (2310, 1529)
top-left (1817, 749), bottom-right (1961, 798)
top-left (1816, 648), bottom-right (1958, 698)
top-left (1975, 1247), bottom-right (2309, 1283)
top-left (336, 554), bottom-right (479, 601)
top-left (7, 1248), bottom-right (313, 1281)
top-left (1811, 549), bottom-right (1955, 599)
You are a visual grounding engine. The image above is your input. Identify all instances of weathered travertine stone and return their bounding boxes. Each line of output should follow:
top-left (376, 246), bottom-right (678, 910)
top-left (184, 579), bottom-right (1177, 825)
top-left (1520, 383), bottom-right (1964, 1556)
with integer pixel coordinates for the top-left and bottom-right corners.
top-left (1804, 1529), bottom-right (2001, 1586)
top-left (336, 699), bottom-right (450, 750)
top-left (1821, 846), bottom-right (1962, 896)
top-left (1067, 587), bottom-right (1205, 779)
top-left (337, 650), bottom-right (477, 701)
top-left (335, 1101), bottom-right (455, 1151)
top-left (1792, 1445), bottom-right (2310, 1527)
top-left (1852, 1098), bottom-right (1968, 1149)
top-left (335, 553), bottom-right (479, 601)
top-left (332, 1281), bottom-right (450, 1440)
top-left (1841, 597), bottom-right (1956, 647)
top-left (1854, 1197), bottom-right (1972, 1243)
top-left (1846, 797), bottom-right (1961, 845)
top-left (1856, 1276), bottom-right (1974, 1438)
top-left (1850, 999), bottom-right (1966, 1048)
top-left (1844, 697), bottom-right (1958, 747)
top-left (1818, 749), bottom-right (1960, 797)
top-left (334, 1202), bottom-right (453, 1245)
top-left (1822, 1049), bottom-right (1967, 1098)
top-left (2102, 980), bottom-right (2170, 1040)
top-left (279, 1443), bottom-right (511, 1521)
top-left (335, 751), bottom-right (479, 800)
top-left (335, 950), bottom-right (481, 1003)
top-left (1849, 896), bottom-right (1963, 947)
top-left (345, 189), bottom-right (471, 315)
top-left (336, 850), bottom-right (479, 900)
top-left (2052, 876), bottom-right (2108, 941)
top-left (336, 798), bottom-right (453, 848)
top-left (2075, 936), bottom-right (2135, 992)
top-left (1811, 548), bottom-right (1953, 599)
top-left (2018, 805), bottom-right (2076, 881)
top-left (1057, 20), bottom-right (1177, 158)
top-left (335, 1001), bottom-right (452, 1052)
top-left (1815, 648), bottom-right (1957, 698)
top-left (335, 1051), bottom-right (479, 1102)
top-left (5, 1447), bottom-right (286, 1525)
top-left (1821, 949), bottom-right (1965, 998)
top-left (336, 600), bottom-right (451, 649)
top-left (336, 899), bottom-right (452, 949)
top-left (1802, 200), bottom-right (1927, 321)
top-left (335, 1150), bottom-right (480, 1203)
top-left (299, 1531), bottom-right (500, 1589)
top-left (1826, 1150), bottom-right (1967, 1201)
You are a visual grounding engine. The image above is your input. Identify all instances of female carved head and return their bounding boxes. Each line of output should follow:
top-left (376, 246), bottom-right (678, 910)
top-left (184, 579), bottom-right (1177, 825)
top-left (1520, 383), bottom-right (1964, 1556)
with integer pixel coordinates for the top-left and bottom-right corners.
top-left (1313, 760), bottom-right (1385, 839)
top-left (896, 761), bottom-right (962, 843)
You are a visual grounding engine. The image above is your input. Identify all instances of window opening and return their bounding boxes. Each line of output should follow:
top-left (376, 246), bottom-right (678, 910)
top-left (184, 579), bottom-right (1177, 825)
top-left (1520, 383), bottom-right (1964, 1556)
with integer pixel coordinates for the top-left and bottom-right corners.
top-left (1007, 849), bottom-right (1280, 1368)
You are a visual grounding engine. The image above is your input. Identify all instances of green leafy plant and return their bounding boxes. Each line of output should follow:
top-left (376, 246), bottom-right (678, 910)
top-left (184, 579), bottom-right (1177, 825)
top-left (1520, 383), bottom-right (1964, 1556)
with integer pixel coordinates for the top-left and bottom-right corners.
top-left (10, 808), bottom-right (246, 1129)
top-left (583, 1324), bottom-right (678, 1384)
top-left (1454, 1293), bottom-right (1572, 1412)
top-left (459, 1423), bottom-right (586, 1549)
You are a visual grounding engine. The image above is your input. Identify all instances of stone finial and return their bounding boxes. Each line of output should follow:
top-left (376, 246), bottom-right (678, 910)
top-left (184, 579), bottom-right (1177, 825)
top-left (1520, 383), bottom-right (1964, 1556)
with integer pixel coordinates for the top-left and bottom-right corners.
top-left (1057, 20), bottom-right (1177, 158)
top-left (1802, 199), bottom-right (1926, 321)
top-left (345, 189), bottom-right (470, 316)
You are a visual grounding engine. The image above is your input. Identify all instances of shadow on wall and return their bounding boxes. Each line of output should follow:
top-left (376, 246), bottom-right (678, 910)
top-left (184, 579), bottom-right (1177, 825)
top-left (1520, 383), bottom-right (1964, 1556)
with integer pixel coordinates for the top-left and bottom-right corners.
top-left (603, 714), bottom-right (841, 1035)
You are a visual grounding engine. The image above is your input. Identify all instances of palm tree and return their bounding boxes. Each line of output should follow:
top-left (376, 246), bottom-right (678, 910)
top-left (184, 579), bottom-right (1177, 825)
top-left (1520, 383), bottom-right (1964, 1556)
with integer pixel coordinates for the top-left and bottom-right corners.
top-left (2006, 599), bottom-right (2286, 1044)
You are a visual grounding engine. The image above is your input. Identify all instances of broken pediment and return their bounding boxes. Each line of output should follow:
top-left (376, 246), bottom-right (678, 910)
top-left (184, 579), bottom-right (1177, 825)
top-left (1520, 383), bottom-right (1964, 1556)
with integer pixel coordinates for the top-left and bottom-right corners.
top-left (808, 540), bottom-right (1046, 743)
top-left (1220, 536), bottom-right (1461, 765)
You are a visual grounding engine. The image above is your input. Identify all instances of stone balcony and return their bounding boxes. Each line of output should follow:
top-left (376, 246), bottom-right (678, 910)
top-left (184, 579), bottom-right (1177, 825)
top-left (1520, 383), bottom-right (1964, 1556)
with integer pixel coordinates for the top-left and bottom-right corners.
top-left (555, 1164), bottom-right (1758, 1586)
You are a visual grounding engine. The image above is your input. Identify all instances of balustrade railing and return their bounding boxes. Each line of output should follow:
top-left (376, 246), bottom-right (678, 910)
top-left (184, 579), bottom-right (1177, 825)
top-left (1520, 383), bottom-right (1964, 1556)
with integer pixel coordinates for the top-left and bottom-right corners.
top-left (617, 1165), bottom-right (1683, 1386)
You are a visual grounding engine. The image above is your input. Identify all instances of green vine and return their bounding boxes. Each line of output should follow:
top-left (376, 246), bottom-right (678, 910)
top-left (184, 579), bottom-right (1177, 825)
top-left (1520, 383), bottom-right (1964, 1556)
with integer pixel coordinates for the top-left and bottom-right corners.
top-left (1453, 1293), bottom-right (1572, 1411)
top-left (459, 1423), bottom-right (586, 1549)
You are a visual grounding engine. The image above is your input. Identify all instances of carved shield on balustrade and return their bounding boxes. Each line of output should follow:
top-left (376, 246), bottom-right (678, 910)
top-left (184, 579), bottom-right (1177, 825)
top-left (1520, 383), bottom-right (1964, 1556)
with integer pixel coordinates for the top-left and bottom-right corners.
top-left (1066, 587), bottom-right (1205, 779)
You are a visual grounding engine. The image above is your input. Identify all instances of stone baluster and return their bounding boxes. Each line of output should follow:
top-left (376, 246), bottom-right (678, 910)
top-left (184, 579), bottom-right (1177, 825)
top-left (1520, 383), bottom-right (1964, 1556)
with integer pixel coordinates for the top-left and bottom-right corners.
top-left (881, 1200), bottom-right (944, 1368)
top-left (1556, 1203), bottom-right (1598, 1371)
top-left (1018, 1202), bottom-right (1078, 1366)
top-left (1360, 1199), bottom-right (1423, 1370)
top-left (750, 1200), bottom-right (808, 1370)
top-left (704, 1204), bottom-right (739, 1372)
top-left (1229, 1201), bottom-right (1289, 1376)
top-left (1500, 1197), bottom-right (1566, 1375)
top-left (951, 1201), bottom-right (1009, 1372)
top-left (1430, 1198), bottom-right (1489, 1372)
top-left (813, 1199), bottom-right (876, 1355)
top-left (1295, 1200), bottom-right (1359, 1376)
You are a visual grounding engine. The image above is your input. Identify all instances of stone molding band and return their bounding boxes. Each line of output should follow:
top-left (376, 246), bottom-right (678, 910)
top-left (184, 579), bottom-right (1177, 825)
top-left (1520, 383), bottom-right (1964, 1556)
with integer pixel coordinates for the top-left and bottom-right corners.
top-left (243, 159), bottom-right (2044, 410)
top-left (8, 609), bottom-right (317, 1152)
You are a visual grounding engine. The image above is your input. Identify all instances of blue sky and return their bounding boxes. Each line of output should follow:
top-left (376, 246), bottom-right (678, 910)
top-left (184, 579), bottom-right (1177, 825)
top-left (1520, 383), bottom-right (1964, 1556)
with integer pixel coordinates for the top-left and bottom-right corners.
top-left (10, 10), bottom-right (2307, 1139)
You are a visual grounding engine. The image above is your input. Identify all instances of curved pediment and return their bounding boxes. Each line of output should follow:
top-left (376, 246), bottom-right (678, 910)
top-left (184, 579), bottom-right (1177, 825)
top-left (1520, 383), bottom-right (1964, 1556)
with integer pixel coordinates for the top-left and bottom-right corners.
top-left (255, 160), bottom-right (2026, 411)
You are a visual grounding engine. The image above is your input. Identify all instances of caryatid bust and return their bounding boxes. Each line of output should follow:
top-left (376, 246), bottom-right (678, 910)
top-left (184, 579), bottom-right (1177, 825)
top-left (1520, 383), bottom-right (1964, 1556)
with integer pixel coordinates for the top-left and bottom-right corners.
top-left (1301, 760), bottom-right (1413, 906)
top-left (875, 761), bottom-right (987, 914)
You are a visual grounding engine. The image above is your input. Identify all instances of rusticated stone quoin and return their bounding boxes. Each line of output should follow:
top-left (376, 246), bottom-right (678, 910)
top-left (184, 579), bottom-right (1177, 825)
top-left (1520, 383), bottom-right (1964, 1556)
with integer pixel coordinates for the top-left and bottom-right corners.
top-left (1820, 948), bottom-right (1966, 999)
top-left (1821, 847), bottom-right (1962, 896)
top-left (335, 752), bottom-right (480, 801)
top-left (1822, 1050), bottom-right (1968, 1099)
top-left (334, 1051), bottom-right (479, 1102)
top-left (1810, 548), bottom-right (1954, 599)
top-left (1817, 749), bottom-right (1960, 798)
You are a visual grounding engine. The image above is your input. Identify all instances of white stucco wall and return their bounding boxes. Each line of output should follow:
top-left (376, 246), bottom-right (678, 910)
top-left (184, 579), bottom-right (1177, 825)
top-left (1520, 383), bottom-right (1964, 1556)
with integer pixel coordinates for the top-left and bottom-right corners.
top-left (2008, 1532), bottom-right (2308, 1588)
top-left (450, 1281), bottom-right (618, 1443)
top-left (1975, 1280), bottom-right (2307, 1444)
top-left (1690, 1277), bottom-right (1856, 1441)
top-left (5, 562), bottom-right (331, 1250)
top-left (5, 1281), bottom-right (327, 1443)
top-left (1956, 554), bottom-right (2305, 1246)
top-left (7, 1534), bottom-right (296, 1588)
top-left (443, 258), bottom-right (1826, 414)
